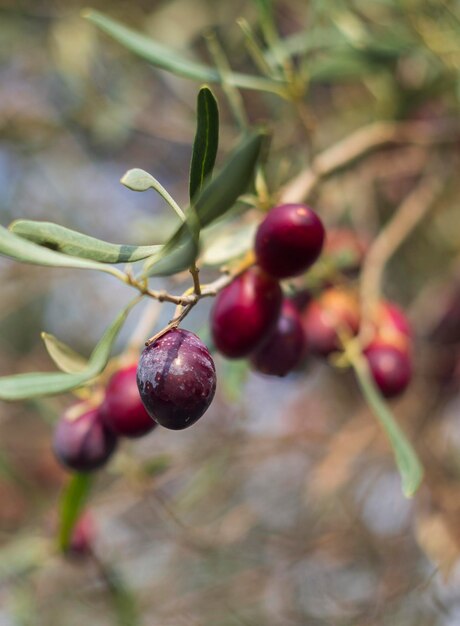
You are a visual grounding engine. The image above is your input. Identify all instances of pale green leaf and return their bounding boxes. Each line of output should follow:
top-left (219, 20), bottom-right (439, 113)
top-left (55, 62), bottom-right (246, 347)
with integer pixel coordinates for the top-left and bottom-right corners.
top-left (0, 300), bottom-right (138, 400)
top-left (9, 220), bottom-right (161, 263)
top-left (41, 333), bottom-right (88, 374)
top-left (353, 353), bottom-right (423, 498)
top-left (200, 219), bottom-right (257, 266)
top-left (0, 224), bottom-right (125, 279)
top-left (120, 169), bottom-right (185, 222)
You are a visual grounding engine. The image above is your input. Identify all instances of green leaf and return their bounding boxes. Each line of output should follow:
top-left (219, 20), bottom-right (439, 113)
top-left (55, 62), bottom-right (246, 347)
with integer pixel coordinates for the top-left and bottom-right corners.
top-left (200, 219), bottom-right (257, 266)
top-left (58, 473), bottom-right (93, 552)
top-left (194, 129), bottom-right (266, 228)
top-left (41, 333), bottom-right (88, 374)
top-left (352, 352), bottom-right (423, 498)
top-left (221, 359), bottom-right (249, 403)
top-left (120, 169), bottom-right (186, 222)
top-left (189, 87), bottom-right (219, 201)
top-left (83, 10), bottom-right (286, 97)
top-left (141, 129), bottom-right (265, 278)
top-left (142, 209), bottom-right (200, 277)
top-left (0, 300), bottom-right (138, 400)
top-left (310, 53), bottom-right (377, 82)
top-left (9, 220), bottom-right (161, 264)
top-left (0, 224), bottom-right (125, 279)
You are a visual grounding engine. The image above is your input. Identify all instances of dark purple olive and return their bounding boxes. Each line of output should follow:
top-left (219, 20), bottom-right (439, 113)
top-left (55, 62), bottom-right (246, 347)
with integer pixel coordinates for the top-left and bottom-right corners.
top-left (364, 341), bottom-right (412, 398)
top-left (255, 203), bottom-right (325, 279)
top-left (137, 328), bottom-right (216, 430)
top-left (53, 404), bottom-right (118, 472)
top-left (210, 267), bottom-right (282, 359)
top-left (251, 300), bottom-right (307, 376)
top-left (100, 364), bottom-right (155, 438)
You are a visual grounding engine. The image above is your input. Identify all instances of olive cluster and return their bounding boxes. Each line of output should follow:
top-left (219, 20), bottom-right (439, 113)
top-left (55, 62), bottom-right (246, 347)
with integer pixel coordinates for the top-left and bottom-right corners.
top-left (211, 202), bottom-right (413, 397)
top-left (211, 203), bottom-right (325, 376)
top-left (52, 202), bottom-right (414, 474)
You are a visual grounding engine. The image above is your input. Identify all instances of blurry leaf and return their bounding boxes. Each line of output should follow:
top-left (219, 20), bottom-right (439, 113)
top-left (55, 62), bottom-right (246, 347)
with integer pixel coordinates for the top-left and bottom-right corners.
top-left (9, 221), bottom-right (161, 264)
top-left (0, 224), bottom-right (125, 279)
top-left (84, 10), bottom-right (286, 96)
top-left (41, 333), bottom-right (88, 374)
top-left (141, 129), bottom-right (265, 277)
top-left (265, 27), bottom-right (347, 64)
top-left (221, 359), bottom-right (249, 402)
top-left (0, 300), bottom-right (138, 400)
top-left (142, 454), bottom-right (171, 476)
top-left (84, 9), bottom-right (218, 81)
top-left (310, 53), bottom-right (376, 82)
top-left (0, 537), bottom-right (49, 582)
top-left (120, 169), bottom-right (186, 222)
top-left (352, 353), bottom-right (423, 497)
top-left (201, 220), bottom-right (257, 266)
top-left (194, 129), bottom-right (266, 227)
top-left (189, 87), bottom-right (219, 201)
top-left (101, 564), bottom-right (140, 626)
top-left (142, 207), bottom-right (200, 277)
top-left (253, 0), bottom-right (272, 16)
top-left (58, 473), bottom-right (92, 552)
top-left (252, 0), bottom-right (276, 40)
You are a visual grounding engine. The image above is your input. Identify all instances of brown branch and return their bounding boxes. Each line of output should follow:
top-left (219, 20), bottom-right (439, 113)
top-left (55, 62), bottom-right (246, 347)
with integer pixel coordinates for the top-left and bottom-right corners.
top-left (279, 120), bottom-right (460, 204)
top-left (359, 173), bottom-right (444, 343)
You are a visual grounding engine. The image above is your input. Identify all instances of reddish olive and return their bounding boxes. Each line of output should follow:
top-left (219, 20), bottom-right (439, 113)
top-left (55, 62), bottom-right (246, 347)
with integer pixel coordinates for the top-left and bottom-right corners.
top-left (100, 364), bottom-right (155, 438)
top-left (210, 267), bottom-right (282, 359)
top-left (364, 341), bottom-right (412, 398)
top-left (302, 288), bottom-right (360, 356)
top-left (255, 203), bottom-right (325, 279)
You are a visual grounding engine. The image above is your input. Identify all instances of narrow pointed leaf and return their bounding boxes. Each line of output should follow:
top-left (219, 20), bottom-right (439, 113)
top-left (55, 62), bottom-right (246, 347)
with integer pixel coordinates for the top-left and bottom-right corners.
top-left (141, 130), bottom-right (265, 278)
top-left (84, 9), bottom-right (219, 82)
top-left (194, 129), bottom-right (266, 227)
top-left (58, 473), bottom-right (93, 552)
top-left (0, 224), bottom-right (125, 279)
top-left (9, 220), bottom-right (161, 263)
top-left (352, 353), bottom-right (423, 498)
top-left (142, 207), bottom-right (200, 277)
top-left (0, 301), bottom-right (138, 400)
top-left (84, 10), bottom-right (286, 96)
top-left (189, 87), bottom-right (219, 201)
top-left (41, 333), bottom-right (88, 374)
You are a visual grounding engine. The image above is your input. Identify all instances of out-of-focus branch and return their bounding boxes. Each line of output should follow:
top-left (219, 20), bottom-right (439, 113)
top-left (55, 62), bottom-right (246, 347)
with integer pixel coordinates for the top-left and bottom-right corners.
top-left (279, 120), bottom-right (460, 204)
top-left (359, 173), bottom-right (444, 342)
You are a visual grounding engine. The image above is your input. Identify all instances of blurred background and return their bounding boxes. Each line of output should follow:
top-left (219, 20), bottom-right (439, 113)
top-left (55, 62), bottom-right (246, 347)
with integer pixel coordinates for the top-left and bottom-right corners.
top-left (1, 1), bottom-right (460, 624)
